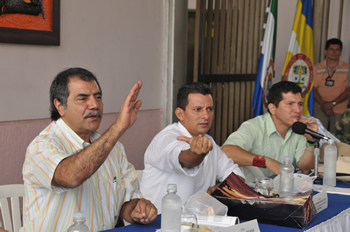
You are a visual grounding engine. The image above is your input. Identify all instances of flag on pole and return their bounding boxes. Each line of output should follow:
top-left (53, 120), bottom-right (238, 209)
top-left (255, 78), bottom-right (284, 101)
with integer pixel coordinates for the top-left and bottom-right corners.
top-left (281, 0), bottom-right (314, 116)
top-left (252, 0), bottom-right (278, 117)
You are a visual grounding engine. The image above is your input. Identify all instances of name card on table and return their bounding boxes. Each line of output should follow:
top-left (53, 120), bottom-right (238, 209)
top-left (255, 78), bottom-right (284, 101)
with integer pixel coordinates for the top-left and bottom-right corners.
top-left (225, 219), bottom-right (260, 232)
top-left (313, 191), bottom-right (328, 213)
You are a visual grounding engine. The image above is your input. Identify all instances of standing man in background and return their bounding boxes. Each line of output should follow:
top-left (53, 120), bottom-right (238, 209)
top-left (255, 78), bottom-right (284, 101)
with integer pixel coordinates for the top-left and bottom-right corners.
top-left (314, 38), bottom-right (350, 130)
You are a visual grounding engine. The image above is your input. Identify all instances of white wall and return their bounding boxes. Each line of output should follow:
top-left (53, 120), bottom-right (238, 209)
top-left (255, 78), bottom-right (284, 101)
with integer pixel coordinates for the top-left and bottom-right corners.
top-left (0, 0), bottom-right (164, 122)
top-left (274, 0), bottom-right (296, 82)
top-left (0, 0), bottom-right (165, 185)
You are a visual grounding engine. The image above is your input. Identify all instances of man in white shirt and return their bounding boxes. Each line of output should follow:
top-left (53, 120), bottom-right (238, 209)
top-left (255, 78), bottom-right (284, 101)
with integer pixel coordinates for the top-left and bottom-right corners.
top-left (140, 82), bottom-right (244, 211)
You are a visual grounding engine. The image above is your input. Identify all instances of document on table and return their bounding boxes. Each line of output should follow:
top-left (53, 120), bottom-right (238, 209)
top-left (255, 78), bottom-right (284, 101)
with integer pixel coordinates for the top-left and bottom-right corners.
top-left (196, 215), bottom-right (260, 232)
top-left (313, 191), bottom-right (328, 213)
top-left (313, 184), bottom-right (350, 195)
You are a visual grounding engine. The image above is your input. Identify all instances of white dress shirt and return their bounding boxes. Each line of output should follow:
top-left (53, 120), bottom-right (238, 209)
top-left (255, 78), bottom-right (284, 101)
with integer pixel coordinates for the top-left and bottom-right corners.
top-left (140, 122), bottom-right (244, 212)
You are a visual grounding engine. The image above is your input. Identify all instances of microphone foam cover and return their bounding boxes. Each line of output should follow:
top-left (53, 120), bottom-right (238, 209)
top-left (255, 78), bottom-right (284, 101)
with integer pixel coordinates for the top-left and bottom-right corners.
top-left (292, 121), bottom-right (307, 135)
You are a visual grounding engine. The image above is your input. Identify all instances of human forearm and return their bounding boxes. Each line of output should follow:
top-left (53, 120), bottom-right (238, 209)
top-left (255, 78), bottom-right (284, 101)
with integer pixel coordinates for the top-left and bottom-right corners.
top-left (52, 123), bottom-right (124, 188)
top-left (179, 149), bottom-right (206, 168)
top-left (52, 81), bottom-right (142, 188)
top-left (333, 88), bottom-right (349, 105)
top-left (177, 135), bottom-right (213, 169)
top-left (221, 145), bottom-right (257, 166)
top-left (297, 144), bottom-right (315, 173)
top-left (314, 89), bottom-right (325, 106)
top-left (317, 89), bottom-right (348, 115)
top-left (221, 145), bottom-right (281, 174)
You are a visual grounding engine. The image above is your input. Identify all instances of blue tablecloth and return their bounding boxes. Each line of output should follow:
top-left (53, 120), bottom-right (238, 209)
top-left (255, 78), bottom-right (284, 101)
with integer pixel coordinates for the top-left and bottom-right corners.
top-left (104, 181), bottom-right (350, 232)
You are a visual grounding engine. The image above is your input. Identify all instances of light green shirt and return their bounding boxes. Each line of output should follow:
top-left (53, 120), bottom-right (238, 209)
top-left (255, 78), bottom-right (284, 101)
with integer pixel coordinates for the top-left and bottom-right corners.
top-left (222, 113), bottom-right (307, 183)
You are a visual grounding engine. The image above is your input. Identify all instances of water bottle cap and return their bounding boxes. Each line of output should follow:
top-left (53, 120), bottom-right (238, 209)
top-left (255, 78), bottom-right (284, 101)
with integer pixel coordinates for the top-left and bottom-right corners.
top-left (328, 139), bottom-right (334, 145)
top-left (74, 211), bottom-right (86, 222)
top-left (283, 156), bottom-right (291, 163)
top-left (167, 184), bottom-right (177, 193)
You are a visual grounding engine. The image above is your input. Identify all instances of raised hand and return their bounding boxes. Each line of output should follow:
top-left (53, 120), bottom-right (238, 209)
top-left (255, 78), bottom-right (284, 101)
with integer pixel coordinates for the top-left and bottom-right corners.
top-left (115, 81), bottom-right (143, 132)
top-left (299, 118), bottom-right (318, 141)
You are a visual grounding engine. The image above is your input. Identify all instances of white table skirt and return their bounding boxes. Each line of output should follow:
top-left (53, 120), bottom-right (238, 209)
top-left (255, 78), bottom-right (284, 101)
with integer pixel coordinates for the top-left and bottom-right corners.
top-left (305, 207), bottom-right (350, 232)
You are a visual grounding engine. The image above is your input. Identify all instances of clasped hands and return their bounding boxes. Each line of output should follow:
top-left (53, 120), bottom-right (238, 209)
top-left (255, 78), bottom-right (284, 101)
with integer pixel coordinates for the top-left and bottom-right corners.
top-left (130, 198), bottom-right (157, 224)
top-left (321, 101), bottom-right (335, 117)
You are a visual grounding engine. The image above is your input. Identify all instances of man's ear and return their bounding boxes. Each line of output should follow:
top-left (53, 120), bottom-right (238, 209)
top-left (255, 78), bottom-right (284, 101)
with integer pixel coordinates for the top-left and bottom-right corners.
top-left (54, 99), bottom-right (65, 117)
top-left (175, 107), bottom-right (184, 121)
top-left (268, 103), bottom-right (276, 115)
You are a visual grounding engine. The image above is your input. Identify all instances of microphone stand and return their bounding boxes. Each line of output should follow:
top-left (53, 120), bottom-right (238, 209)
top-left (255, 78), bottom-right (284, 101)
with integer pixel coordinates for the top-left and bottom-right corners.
top-left (313, 139), bottom-right (322, 183)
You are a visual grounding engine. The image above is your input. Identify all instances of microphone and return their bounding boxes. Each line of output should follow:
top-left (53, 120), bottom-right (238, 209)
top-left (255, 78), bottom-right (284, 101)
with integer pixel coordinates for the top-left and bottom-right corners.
top-left (292, 121), bottom-right (330, 141)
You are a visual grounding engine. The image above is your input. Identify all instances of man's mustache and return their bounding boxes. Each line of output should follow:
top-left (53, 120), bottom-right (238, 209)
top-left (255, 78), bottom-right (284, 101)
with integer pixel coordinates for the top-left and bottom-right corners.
top-left (84, 110), bottom-right (102, 119)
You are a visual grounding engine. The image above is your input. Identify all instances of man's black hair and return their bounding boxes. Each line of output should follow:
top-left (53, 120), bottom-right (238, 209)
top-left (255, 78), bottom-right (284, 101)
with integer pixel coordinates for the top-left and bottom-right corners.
top-left (267, 81), bottom-right (302, 112)
top-left (176, 82), bottom-right (212, 110)
top-left (325, 38), bottom-right (343, 51)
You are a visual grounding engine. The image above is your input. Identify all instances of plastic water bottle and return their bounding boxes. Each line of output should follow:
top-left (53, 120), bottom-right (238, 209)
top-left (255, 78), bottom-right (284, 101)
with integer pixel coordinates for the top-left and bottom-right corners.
top-left (67, 211), bottom-right (90, 232)
top-left (161, 184), bottom-right (182, 232)
top-left (279, 156), bottom-right (294, 198)
top-left (323, 139), bottom-right (337, 187)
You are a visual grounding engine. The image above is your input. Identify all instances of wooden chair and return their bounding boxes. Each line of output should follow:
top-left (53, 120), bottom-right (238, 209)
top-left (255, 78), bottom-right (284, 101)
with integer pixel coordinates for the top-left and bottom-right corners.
top-left (0, 184), bottom-right (25, 232)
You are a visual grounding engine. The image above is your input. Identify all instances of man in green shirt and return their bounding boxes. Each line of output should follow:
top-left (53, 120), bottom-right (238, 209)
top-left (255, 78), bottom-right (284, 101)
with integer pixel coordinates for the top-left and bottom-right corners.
top-left (221, 81), bottom-right (318, 183)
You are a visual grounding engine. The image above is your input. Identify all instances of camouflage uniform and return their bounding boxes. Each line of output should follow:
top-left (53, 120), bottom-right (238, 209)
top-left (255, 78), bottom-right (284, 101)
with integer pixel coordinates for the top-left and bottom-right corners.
top-left (332, 108), bottom-right (350, 144)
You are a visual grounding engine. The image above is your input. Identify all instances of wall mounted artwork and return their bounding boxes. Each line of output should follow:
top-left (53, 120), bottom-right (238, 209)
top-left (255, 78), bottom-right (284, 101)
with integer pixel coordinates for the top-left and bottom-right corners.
top-left (0, 0), bottom-right (60, 45)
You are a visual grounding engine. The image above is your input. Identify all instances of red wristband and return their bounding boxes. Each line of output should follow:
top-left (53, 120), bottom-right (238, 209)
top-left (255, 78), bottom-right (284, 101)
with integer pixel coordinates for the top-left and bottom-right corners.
top-left (252, 156), bottom-right (266, 168)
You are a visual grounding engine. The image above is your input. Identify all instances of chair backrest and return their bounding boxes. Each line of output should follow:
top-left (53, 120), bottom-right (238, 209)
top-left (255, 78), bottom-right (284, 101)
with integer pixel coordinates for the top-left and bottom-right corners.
top-left (0, 184), bottom-right (25, 232)
top-left (135, 170), bottom-right (143, 182)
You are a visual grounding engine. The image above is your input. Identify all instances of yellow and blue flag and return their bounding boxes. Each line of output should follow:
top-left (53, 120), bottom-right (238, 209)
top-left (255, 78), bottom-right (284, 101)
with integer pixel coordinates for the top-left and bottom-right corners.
top-left (252, 0), bottom-right (277, 117)
top-left (281, 0), bottom-right (314, 116)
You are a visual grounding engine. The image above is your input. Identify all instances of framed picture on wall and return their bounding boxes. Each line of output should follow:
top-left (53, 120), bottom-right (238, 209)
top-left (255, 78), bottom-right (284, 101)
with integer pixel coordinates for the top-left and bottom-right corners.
top-left (0, 0), bottom-right (60, 46)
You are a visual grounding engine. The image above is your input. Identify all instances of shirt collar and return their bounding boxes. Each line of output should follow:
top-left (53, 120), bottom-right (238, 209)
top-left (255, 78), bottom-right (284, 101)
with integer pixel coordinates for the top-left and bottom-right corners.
top-left (265, 113), bottom-right (293, 140)
top-left (56, 118), bottom-right (99, 148)
top-left (177, 122), bottom-right (194, 138)
top-left (323, 58), bottom-right (344, 70)
top-left (265, 113), bottom-right (277, 136)
top-left (325, 63), bottom-right (340, 72)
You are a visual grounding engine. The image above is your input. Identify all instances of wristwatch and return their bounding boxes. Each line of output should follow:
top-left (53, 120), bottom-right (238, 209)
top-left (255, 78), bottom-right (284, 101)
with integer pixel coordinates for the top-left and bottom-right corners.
top-left (332, 100), bottom-right (337, 106)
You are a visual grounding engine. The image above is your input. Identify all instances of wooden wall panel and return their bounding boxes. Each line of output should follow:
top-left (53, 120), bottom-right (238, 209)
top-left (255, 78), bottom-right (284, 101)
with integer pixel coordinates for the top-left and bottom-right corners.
top-left (230, 0), bottom-right (238, 74)
top-left (193, 0), bottom-right (341, 145)
top-left (194, 0), bottom-right (265, 144)
top-left (204, 0), bottom-right (213, 74)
